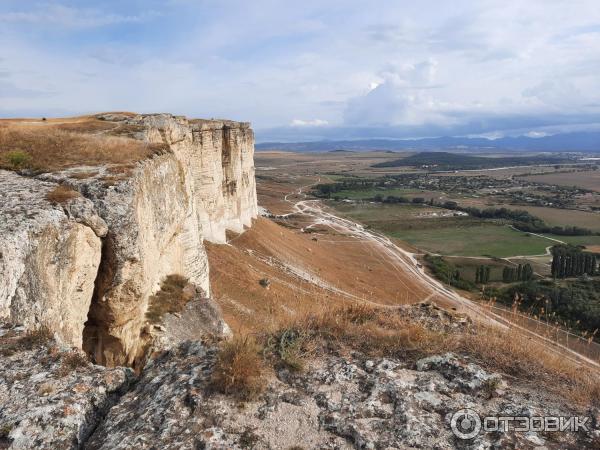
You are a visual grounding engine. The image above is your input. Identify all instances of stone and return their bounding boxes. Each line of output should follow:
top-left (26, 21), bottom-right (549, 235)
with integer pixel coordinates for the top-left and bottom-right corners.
top-left (0, 324), bottom-right (133, 449)
top-left (416, 353), bottom-right (502, 392)
top-left (0, 171), bottom-right (102, 348)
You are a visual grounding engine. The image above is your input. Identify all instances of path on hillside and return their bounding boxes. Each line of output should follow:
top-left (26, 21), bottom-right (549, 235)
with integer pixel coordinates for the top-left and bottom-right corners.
top-left (279, 180), bottom-right (600, 370)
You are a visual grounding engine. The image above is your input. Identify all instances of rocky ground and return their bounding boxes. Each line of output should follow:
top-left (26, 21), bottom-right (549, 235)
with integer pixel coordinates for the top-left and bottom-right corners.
top-left (84, 343), bottom-right (598, 450)
top-left (2, 309), bottom-right (599, 450)
top-left (0, 324), bottom-right (133, 449)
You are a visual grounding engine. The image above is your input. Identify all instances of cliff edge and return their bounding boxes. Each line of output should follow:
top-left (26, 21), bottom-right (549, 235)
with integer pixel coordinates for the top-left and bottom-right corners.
top-left (0, 113), bottom-right (257, 366)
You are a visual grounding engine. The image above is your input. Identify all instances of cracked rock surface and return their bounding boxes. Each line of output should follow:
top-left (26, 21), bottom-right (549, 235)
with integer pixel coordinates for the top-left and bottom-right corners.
top-left (0, 324), bottom-right (133, 450)
top-left (83, 343), bottom-right (598, 450)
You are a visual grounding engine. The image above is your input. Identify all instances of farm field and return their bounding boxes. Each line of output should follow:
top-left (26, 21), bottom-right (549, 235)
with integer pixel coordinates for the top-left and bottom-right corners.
top-left (541, 234), bottom-right (600, 247)
top-left (442, 256), bottom-right (512, 283)
top-left (329, 200), bottom-right (554, 257)
top-left (522, 170), bottom-right (600, 191)
top-left (389, 224), bottom-right (553, 258)
top-left (402, 194), bottom-right (600, 232)
top-left (327, 201), bottom-right (462, 224)
top-left (330, 187), bottom-right (423, 200)
top-left (502, 205), bottom-right (600, 231)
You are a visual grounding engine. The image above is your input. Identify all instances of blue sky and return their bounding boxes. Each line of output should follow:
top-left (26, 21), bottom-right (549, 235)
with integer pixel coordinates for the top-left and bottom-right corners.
top-left (1, 1), bottom-right (600, 142)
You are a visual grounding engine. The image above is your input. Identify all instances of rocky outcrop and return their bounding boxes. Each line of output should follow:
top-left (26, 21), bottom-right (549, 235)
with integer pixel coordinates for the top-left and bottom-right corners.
top-left (0, 114), bottom-right (258, 365)
top-left (0, 171), bottom-right (104, 348)
top-left (0, 323), bottom-right (133, 450)
top-left (81, 342), bottom-right (598, 450)
top-left (2, 302), bottom-right (598, 450)
top-left (133, 115), bottom-right (257, 243)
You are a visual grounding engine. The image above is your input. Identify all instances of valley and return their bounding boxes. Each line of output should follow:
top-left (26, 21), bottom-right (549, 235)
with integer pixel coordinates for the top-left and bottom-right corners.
top-left (243, 150), bottom-right (600, 365)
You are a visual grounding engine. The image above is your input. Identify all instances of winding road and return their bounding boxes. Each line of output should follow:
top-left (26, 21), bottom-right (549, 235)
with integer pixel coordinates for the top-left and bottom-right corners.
top-left (277, 180), bottom-right (600, 370)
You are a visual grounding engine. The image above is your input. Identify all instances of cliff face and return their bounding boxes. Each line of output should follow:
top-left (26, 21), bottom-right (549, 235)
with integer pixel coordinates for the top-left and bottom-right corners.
top-left (0, 171), bottom-right (104, 349)
top-left (0, 114), bottom-right (257, 365)
top-left (137, 115), bottom-right (257, 242)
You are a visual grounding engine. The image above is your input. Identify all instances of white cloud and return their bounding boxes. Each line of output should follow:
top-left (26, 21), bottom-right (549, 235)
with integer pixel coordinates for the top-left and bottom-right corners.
top-left (0, 4), bottom-right (159, 29)
top-left (0, 0), bottom-right (599, 139)
top-left (525, 131), bottom-right (548, 138)
top-left (290, 119), bottom-right (329, 127)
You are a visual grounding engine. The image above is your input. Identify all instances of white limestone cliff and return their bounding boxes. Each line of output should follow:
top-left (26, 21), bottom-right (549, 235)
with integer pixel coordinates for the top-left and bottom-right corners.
top-left (0, 114), bottom-right (258, 365)
top-left (0, 171), bottom-right (104, 348)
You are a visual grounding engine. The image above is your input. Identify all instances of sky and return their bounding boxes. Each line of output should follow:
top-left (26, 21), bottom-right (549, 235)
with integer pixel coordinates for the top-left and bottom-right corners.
top-left (1, 0), bottom-right (600, 142)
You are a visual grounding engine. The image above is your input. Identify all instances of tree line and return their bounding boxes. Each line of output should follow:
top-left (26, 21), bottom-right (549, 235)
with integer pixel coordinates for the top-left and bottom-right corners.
top-left (502, 263), bottom-right (534, 282)
top-left (313, 179), bottom-right (598, 237)
top-left (492, 279), bottom-right (600, 335)
top-left (475, 266), bottom-right (491, 284)
top-left (550, 245), bottom-right (597, 278)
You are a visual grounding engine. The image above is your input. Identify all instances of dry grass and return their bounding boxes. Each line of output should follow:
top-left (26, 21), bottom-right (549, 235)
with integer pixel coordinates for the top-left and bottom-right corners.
top-left (58, 351), bottom-right (90, 377)
top-left (260, 303), bottom-right (600, 407)
top-left (45, 185), bottom-right (80, 205)
top-left (37, 382), bottom-right (56, 396)
top-left (157, 291), bottom-right (600, 407)
top-left (267, 303), bottom-right (446, 362)
top-left (456, 325), bottom-right (600, 406)
top-left (146, 275), bottom-right (194, 324)
top-left (211, 335), bottom-right (266, 400)
top-left (0, 327), bottom-right (54, 357)
top-left (70, 170), bottom-right (99, 180)
top-left (0, 119), bottom-right (167, 173)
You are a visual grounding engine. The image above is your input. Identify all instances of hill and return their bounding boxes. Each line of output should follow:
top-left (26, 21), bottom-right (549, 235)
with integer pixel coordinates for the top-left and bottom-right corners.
top-left (371, 151), bottom-right (569, 170)
top-left (255, 131), bottom-right (600, 152)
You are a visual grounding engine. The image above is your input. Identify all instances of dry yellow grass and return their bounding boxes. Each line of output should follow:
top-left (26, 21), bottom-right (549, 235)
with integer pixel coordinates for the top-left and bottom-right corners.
top-left (456, 324), bottom-right (600, 406)
top-left (146, 275), bottom-right (194, 324)
top-left (0, 118), bottom-right (166, 172)
top-left (211, 335), bottom-right (266, 400)
top-left (45, 185), bottom-right (80, 204)
top-left (260, 303), bottom-right (600, 407)
top-left (57, 351), bottom-right (89, 377)
top-left (0, 327), bottom-right (53, 357)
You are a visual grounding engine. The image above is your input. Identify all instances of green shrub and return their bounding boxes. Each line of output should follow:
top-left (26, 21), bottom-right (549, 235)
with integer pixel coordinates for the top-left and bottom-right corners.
top-left (4, 150), bottom-right (31, 169)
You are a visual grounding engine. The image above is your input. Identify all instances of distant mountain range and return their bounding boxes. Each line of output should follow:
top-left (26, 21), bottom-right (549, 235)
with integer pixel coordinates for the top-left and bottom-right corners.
top-left (372, 152), bottom-right (569, 170)
top-left (256, 131), bottom-right (600, 153)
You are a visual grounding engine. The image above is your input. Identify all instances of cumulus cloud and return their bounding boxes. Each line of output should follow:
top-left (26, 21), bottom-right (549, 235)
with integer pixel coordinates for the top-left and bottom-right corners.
top-left (343, 59), bottom-right (448, 127)
top-left (0, 0), bottom-right (599, 141)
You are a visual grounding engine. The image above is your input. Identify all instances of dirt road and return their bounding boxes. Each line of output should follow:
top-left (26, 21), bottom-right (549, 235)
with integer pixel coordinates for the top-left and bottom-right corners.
top-left (279, 181), bottom-right (600, 370)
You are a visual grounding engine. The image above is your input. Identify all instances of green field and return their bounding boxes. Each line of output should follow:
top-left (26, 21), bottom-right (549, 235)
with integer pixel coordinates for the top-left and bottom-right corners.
top-left (329, 201), bottom-right (438, 221)
top-left (443, 256), bottom-right (512, 282)
top-left (542, 234), bottom-right (600, 247)
top-left (328, 200), bottom-right (585, 257)
top-left (390, 224), bottom-right (552, 257)
top-left (332, 187), bottom-right (421, 200)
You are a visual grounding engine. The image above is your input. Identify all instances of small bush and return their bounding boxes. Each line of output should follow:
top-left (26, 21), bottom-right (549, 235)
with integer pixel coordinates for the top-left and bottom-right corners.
top-left (146, 275), bottom-right (194, 324)
top-left (265, 327), bottom-right (310, 372)
top-left (4, 150), bottom-right (31, 169)
top-left (37, 382), bottom-right (55, 396)
top-left (211, 335), bottom-right (265, 400)
top-left (0, 423), bottom-right (13, 444)
top-left (17, 327), bottom-right (53, 350)
top-left (239, 427), bottom-right (261, 449)
top-left (0, 327), bottom-right (53, 357)
top-left (46, 185), bottom-right (80, 205)
top-left (58, 351), bottom-right (89, 377)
